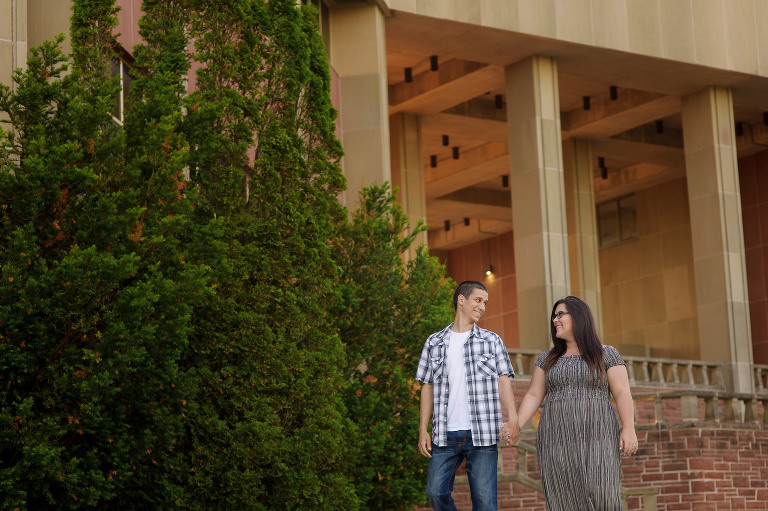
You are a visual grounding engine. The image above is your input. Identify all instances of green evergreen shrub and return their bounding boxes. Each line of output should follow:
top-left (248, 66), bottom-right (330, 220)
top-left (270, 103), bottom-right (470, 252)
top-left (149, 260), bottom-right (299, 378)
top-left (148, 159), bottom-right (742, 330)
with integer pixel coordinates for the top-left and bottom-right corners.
top-left (335, 184), bottom-right (455, 511)
top-left (1, 1), bottom-right (454, 510)
top-left (0, 19), bottom-right (197, 510)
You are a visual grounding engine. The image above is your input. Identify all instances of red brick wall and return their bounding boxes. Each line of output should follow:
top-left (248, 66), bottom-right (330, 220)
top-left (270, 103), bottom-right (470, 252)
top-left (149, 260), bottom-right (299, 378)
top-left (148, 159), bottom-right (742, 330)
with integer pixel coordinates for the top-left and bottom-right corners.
top-left (622, 428), bottom-right (768, 510)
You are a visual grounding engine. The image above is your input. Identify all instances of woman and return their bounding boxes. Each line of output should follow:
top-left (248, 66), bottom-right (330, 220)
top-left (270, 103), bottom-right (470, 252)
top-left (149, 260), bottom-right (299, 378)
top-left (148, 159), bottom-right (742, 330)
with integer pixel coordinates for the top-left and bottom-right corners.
top-left (516, 296), bottom-right (637, 511)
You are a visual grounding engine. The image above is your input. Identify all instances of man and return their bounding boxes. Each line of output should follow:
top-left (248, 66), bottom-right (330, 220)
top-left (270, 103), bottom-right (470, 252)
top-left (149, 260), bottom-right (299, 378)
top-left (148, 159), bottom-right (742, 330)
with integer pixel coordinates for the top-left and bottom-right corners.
top-left (416, 280), bottom-right (519, 511)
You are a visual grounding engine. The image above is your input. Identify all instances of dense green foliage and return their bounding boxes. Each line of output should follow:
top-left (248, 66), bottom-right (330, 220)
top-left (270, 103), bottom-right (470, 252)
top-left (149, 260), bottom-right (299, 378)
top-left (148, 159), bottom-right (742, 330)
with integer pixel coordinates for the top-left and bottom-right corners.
top-left (335, 184), bottom-right (454, 510)
top-left (0, 1), bottom-right (453, 509)
top-left (0, 24), bottom-right (197, 510)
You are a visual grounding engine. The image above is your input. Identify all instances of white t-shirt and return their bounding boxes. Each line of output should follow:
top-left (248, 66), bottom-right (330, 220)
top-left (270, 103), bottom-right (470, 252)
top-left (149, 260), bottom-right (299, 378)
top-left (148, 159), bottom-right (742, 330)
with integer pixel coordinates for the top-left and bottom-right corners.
top-left (445, 329), bottom-right (472, 431)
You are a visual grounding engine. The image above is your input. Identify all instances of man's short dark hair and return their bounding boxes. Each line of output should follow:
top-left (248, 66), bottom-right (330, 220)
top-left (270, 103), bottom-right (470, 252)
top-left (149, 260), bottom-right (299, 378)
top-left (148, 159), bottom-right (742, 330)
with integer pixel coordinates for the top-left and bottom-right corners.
top-left (453, 280), bottom-right (488, 310)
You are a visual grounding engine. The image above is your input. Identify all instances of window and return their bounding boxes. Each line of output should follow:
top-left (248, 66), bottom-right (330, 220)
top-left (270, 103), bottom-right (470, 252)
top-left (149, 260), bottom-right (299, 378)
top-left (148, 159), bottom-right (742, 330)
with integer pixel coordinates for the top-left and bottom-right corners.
top-left (110, 58), bottom-right (133, 126)
top-left (597, 194), bottom-right (638, 248)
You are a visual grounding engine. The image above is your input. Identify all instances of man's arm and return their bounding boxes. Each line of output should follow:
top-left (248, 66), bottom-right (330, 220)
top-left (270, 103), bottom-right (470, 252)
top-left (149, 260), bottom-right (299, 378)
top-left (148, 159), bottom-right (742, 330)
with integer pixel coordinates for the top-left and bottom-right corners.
top-left (498, 374), bottom-right (519, 446)
top-left (418, 383), bottom-right (434, 458)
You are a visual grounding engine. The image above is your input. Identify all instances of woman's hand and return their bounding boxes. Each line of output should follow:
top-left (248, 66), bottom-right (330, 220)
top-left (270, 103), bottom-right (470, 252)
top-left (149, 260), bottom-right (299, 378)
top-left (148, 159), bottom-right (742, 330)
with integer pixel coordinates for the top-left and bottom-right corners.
top-left (499, 421), bottom-right (519, 446)
top-left (620, 427), bottom-right (638, 457)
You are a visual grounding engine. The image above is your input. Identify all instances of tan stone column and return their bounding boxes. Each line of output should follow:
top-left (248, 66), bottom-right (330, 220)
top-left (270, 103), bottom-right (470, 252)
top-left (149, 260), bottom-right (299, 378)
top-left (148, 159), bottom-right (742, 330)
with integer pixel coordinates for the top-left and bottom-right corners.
top-left (681, 86), bottom-right (753, 393)
top-left (390, 112), bottom-right (427, 258)
top-left (563, 138), bottom-right (603, 334)
top-left (1, 0), bottom-right (29, 90)
top-left (28, 0), bottom-right (71, 54)
top-left (505, 56), bottom-right (570, 350)
top-left (328, 4), bottom-right (391, 210)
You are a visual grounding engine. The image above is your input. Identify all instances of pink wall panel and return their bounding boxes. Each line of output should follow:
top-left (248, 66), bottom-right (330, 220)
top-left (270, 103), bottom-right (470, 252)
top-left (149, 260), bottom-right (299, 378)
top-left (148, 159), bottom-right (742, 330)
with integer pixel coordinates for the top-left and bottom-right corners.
top-left (445, 231), bottom-right (519, 348)
top-left (739, 150), bottom-right (768, 364)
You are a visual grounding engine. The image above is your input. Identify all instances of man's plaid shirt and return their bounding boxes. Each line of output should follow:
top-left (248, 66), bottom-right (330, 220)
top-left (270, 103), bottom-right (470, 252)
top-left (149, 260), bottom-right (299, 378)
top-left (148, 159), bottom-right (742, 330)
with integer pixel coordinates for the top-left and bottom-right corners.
top-left (415, 323), bottom-right (515, 447)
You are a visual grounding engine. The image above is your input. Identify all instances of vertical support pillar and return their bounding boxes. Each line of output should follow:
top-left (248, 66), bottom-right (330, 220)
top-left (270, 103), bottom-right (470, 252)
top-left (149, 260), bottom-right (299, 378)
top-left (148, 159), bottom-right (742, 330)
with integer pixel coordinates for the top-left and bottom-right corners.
top-left (681, 86), bottom-right (753, 393)
top-left (390, 112), bottom-right (427, 259)
top-left (329, 4), bottom-right (391, 209)
top-left (28, 0), bottom-right (71, 54)
top-left (505, 56), bottom-right (570, 350)
top-left (1, 0), bottom-right (29, 90)
top-left (563, 138), bottom-right (603, 334)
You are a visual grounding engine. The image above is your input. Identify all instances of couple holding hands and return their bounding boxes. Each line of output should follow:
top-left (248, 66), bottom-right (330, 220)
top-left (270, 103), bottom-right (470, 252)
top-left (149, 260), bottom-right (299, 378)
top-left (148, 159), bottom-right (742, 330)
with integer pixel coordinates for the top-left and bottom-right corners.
top-left (416, 281), bottom-right (637, 511)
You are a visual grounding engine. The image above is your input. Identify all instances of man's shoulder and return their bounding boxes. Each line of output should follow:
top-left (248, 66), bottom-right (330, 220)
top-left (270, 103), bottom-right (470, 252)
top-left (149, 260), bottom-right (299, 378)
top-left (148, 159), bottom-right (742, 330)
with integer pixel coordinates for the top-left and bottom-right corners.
top-left (424, 324), bottom-right (453, 345)
top-left (471, 324), bottom-right (503, 342)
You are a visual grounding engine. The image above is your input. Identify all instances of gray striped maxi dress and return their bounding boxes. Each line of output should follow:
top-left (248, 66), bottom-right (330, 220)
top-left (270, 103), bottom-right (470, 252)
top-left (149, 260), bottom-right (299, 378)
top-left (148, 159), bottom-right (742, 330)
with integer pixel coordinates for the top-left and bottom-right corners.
top-left (534, 346), bottom-right (625, 511)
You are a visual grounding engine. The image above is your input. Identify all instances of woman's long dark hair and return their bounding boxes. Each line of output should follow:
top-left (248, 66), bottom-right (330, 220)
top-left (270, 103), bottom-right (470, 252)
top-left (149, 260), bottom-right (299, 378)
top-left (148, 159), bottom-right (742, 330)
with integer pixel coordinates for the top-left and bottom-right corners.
top-left (543, 296), bottom-right (605, 378)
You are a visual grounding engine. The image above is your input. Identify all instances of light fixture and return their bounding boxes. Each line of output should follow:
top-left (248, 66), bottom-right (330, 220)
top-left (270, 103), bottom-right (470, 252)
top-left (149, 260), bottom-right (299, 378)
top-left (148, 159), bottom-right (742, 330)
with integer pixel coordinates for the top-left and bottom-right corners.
top-left (484, 239), bottom-right (493, 277)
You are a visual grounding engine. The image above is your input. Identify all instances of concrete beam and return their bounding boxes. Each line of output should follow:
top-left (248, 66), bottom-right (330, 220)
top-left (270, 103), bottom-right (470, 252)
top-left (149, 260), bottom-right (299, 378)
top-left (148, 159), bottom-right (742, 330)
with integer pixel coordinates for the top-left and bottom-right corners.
top-left (594, 162), bottom-right (685, 203)
top-left (428, 218), bottom-right (513, 250)
top-left (562, 90), bottom-right (681, 139)
top-left (442, 97), bottom-right (507, 122)
top-left (735, 122), bottom-right (768, 157)
top-left (421, 112), bottom-right (508, 143)
top-left (427, 199), bottom-right (512, 226)
top-left (424, 142), bottom-right (508, 198)
top-left (388, 59), bottom-right (505, 115)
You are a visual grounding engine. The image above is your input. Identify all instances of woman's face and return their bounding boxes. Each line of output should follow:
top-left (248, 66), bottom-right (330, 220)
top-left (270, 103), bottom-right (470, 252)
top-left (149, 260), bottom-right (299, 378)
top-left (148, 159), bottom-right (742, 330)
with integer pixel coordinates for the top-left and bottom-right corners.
top-left (552, 302), bottom-right (574, 343)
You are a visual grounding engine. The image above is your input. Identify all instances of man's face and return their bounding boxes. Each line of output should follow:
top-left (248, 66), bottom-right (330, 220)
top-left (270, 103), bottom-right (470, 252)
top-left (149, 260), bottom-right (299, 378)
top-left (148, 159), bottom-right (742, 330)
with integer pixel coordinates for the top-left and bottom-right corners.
top-left (458, 288), bottom-right (488, 323)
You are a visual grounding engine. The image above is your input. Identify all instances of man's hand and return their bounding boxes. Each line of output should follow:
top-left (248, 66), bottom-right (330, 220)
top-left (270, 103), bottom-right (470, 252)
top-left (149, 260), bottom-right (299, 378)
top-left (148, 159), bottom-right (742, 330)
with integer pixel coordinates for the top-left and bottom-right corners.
top-left (499, 421), bottom-right (520, 446)
top-left (418, 430), bottom-right (432, 458)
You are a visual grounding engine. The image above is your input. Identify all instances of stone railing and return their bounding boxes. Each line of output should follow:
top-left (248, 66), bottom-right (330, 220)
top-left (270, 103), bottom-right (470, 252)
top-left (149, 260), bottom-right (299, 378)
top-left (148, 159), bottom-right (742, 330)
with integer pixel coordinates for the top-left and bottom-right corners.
top-left (755, 364), bottom-right (768, 394)
top-left (506, 350), bottom-right (768, 393)
top-left (623, 357), bottom-right (725, 389)
top-left (632, 389), bottom-right (768, 427)
top-left (505, 349), bottom-right (542, 378)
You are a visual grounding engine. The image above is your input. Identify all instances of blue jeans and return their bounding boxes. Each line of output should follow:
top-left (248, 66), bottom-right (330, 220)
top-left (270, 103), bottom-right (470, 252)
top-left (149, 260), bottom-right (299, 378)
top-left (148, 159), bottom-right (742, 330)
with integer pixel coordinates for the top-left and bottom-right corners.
top-left (425, 430), bottom-right (498, 511)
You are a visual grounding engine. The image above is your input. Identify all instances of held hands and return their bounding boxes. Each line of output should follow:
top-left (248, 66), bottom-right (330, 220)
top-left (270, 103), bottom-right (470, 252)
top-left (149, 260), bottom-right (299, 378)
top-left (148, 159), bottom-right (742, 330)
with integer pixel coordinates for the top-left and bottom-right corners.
top-left (418, 430), bottom-right (432, 458)
top-left (620, 428), bottom-right (639, 457)
top-left (499, 421), bottom-right (520, 446)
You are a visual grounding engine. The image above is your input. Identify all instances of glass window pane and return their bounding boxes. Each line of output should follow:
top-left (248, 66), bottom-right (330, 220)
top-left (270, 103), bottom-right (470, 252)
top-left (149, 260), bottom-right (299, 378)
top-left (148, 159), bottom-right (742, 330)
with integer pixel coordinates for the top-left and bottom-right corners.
top-left (619, 195), bottom-right (638, 242)
top-left (110, 60), bottom-right (121, 122)
top-left (597, 201), bottom-right (620, 248)
top-left (122, 62), bottom-right (133, 113)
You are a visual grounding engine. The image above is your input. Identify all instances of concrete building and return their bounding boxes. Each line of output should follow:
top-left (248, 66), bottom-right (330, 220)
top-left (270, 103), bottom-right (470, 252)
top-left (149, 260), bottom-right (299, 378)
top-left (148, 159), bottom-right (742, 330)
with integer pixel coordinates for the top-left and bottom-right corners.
top-left (322, 1), bottom-right (768, 399)
top-left (3, 1), bottom-right (768, 509)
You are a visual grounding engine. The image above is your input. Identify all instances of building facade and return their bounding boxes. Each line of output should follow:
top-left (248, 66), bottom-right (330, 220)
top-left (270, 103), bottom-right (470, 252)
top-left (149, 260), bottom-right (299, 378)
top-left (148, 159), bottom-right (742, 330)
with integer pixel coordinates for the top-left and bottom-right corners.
top-left (3, 1), bottom-right (768, 509)
top-left (320, 0), bottom-right (768, 397)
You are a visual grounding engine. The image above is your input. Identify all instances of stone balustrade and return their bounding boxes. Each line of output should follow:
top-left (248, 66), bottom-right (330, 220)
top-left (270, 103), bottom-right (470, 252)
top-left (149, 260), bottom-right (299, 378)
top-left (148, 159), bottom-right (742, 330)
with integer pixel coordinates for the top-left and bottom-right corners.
top-left (623, 357), bottom-right (724, 389)
top-left (632, 389), bottom-right (767, 427)
top-left (507, 350), bottom-right (768, 393)
top-left (755, 364), bottom-right (768, 394)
